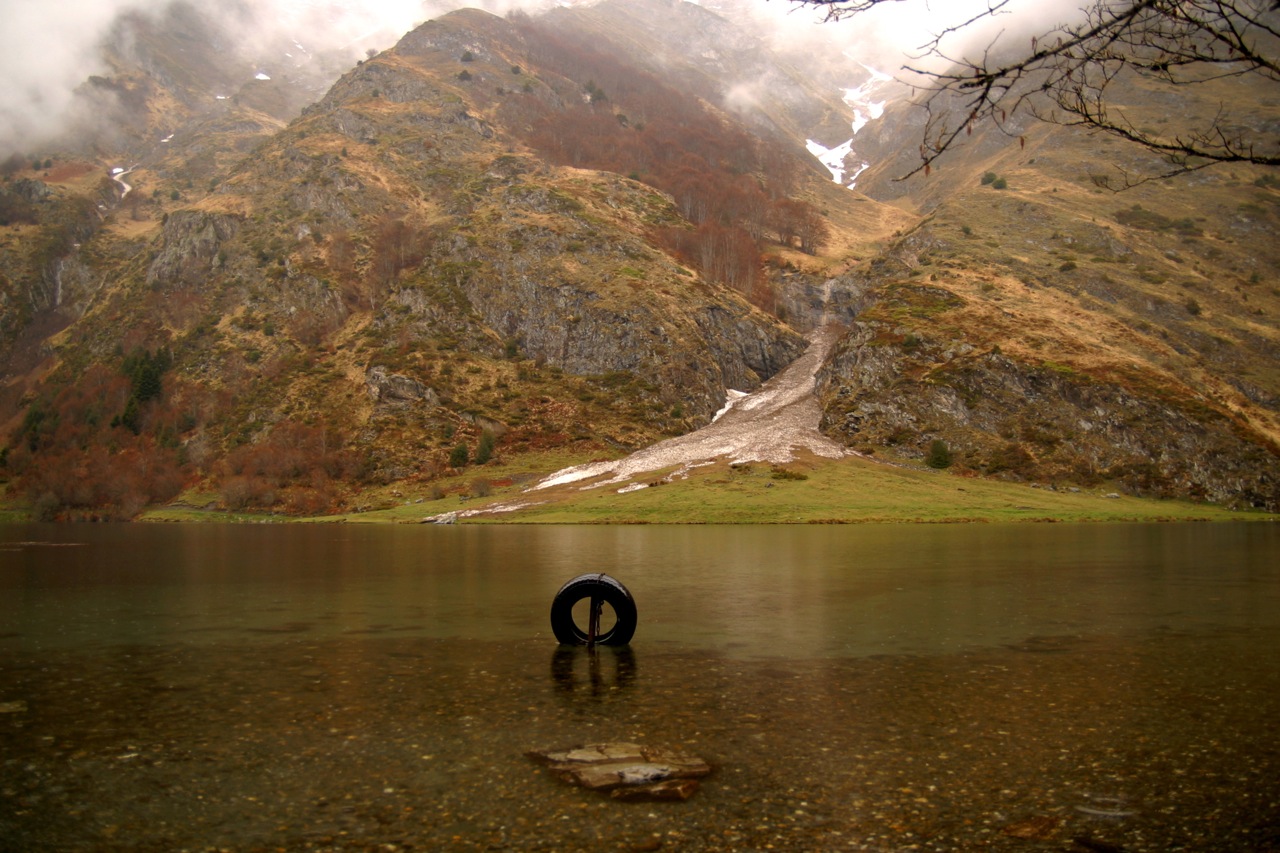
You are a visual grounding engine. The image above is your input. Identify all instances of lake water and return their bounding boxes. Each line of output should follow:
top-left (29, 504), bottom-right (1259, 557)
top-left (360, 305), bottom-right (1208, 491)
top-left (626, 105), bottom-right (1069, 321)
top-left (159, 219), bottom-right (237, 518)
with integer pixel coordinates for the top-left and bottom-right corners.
top-left (1, 522), bottom-right (1278, 851)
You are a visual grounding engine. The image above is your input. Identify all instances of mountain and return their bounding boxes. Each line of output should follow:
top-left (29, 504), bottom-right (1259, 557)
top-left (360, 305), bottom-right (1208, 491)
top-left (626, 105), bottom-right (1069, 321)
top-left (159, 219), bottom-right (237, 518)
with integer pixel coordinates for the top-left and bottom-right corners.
top-left (0, 0), bottom-right (1276, 519)
top-left (816, 72), bottom-right (1280, 509)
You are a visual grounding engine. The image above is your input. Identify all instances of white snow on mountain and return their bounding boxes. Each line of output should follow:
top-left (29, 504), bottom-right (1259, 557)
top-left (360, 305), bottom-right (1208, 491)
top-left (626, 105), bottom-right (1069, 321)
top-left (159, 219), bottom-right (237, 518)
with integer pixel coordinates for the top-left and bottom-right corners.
top-left (808, 64), bottom-right (895, 189)
top-left (806, 138), bottom-right (855, 184)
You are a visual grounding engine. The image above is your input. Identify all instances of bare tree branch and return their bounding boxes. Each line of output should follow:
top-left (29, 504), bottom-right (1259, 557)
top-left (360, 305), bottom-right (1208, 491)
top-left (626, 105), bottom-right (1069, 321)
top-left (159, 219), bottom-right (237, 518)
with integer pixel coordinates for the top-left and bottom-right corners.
top-left (792, 0), bottom-right (1280, 181)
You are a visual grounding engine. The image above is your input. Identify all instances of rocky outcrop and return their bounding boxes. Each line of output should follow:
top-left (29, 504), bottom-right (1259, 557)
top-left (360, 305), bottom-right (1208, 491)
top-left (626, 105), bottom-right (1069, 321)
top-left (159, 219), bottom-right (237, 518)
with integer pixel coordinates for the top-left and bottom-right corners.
top-left (527, 743), bottom-right (711, 801)
top-left (694, 304), bottom-right (806, 391)
top-left (10, 179), bottom-right (53, 204)
top-left (365, 366), bottom-right (438, 408)
top-left (470, 272), bottom-right (804, 422)
top-left (146, 211), bottom-right (242, 290)
top-left (817, 323), bottom-right (1280, 510)
top-left (38, 255), bottom-right (96, 314)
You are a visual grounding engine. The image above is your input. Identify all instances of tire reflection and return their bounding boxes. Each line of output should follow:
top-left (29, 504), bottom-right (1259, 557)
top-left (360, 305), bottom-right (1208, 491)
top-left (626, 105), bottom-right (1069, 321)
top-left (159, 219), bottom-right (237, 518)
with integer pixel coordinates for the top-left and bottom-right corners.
top-left (550, 645), bottom-right (637, 701)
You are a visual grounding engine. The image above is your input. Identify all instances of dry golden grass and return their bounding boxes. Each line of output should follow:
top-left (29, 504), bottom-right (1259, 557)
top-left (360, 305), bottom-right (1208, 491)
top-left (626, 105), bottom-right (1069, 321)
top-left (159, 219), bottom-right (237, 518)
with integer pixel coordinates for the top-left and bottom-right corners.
top-left (41, 161), bottom-right (99, 186)
top-left (104, 217), bottom-right (162, 239)
top-left (818, 184), bottom-right (917, 254)
top-left (863, 131), bottom-right (1280, 453)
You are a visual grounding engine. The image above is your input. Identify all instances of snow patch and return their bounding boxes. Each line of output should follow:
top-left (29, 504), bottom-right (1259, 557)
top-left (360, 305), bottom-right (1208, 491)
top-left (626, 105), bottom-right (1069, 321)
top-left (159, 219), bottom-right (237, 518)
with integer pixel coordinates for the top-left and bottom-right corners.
top-left (808, 65), bottom-right (896, 188)
top-left (847, 162), bottom-right (870, 189)
top-left (807, 138), bottom-right (855, 184)
top-left (424, 499), bottom-right (544, 522)
top-left (255, 72), bottom-right (272, 81)
top-left (110, 165), bottom-right (136, 199)
top-left (713, 389), bottom-right (747, 422)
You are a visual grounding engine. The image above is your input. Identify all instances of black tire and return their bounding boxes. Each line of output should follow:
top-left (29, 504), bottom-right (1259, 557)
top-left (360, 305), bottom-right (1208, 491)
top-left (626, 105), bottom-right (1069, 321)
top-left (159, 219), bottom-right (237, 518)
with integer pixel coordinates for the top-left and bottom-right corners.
top-left (549, 573), bottom-right (638, 646)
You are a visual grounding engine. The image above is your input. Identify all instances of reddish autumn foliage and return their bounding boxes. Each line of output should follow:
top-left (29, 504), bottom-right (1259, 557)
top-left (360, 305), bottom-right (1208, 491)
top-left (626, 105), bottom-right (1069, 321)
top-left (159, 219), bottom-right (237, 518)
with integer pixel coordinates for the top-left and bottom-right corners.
top-left (19, 440), bottom-right (185, 520)
top-left (501, 19), bottom-right (827, 302)
top-left (6, 356), bottom-right (198, 519)
top-left (655, 223), bottom-right (762, 294)
top-left (218, 421), bottom-right (366, 515)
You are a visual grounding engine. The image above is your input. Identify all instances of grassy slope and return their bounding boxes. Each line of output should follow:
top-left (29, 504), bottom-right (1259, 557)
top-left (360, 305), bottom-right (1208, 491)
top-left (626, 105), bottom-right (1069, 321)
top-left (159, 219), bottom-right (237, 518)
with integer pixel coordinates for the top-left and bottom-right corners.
top-left (141, 449), bottom-right (1270, 524)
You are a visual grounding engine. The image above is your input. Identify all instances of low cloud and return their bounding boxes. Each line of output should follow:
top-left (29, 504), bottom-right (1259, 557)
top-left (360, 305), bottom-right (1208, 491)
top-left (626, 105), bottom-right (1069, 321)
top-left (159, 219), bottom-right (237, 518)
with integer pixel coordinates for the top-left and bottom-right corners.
top-left (1, 0), bottom-right (163, 154)
top-left (1, 0), bottom-right (1089, 156)
top-left (0, 0), bottom-right (438, 155)
top-left (724, 0), bottom-right (1088, 83)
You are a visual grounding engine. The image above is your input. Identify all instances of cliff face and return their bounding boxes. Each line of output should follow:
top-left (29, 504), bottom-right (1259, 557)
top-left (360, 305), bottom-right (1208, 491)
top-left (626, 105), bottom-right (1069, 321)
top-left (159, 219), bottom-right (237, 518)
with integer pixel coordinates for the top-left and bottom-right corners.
top-left (194, 13), bottom-right (809, 430)
top-left (818, 321), bottom-right (1278, 509)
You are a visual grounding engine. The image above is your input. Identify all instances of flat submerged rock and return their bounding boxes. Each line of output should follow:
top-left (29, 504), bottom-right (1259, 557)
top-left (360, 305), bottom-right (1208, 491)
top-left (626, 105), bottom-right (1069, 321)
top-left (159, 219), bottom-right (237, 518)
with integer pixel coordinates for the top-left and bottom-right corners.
top-left (527, 742), bottom-right (711, 801)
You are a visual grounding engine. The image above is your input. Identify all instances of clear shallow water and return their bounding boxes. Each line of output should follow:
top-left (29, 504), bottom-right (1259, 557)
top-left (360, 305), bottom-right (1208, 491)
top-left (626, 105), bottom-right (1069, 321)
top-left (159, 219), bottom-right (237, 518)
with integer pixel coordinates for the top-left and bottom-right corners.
top-left (1, 522), bottom-right (1278, 851)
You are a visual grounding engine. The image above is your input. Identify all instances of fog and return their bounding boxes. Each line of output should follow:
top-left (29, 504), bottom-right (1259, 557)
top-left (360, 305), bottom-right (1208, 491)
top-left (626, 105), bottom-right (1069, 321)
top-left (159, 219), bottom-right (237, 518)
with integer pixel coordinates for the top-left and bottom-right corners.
top-left (750, 0), bottom-right (1089, 78)
top-left (2, 0), bottom-right (160, 155)
top-left (0, 0), bottom-right (1088, 156)
top-left (0, 0), bottom-right (430, 155)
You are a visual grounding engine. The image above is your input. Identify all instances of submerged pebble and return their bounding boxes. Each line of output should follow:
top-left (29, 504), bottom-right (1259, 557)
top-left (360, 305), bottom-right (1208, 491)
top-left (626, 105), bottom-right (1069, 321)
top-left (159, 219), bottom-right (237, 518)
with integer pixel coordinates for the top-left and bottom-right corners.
top-left (1, 629), bottom-right (1277, 851)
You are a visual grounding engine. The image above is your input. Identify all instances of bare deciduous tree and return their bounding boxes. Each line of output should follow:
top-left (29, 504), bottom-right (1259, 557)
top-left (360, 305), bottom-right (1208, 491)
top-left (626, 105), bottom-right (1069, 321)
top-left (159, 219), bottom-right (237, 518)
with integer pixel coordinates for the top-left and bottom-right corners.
top-left (795, 0), bottom-right (1280, 182)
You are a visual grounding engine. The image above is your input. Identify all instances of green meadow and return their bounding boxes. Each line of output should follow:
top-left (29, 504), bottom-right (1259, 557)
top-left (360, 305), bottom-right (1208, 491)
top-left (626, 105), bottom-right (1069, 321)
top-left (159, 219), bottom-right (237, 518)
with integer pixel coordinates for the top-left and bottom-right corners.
top-left (246, 451), bottom-right (1271, 525)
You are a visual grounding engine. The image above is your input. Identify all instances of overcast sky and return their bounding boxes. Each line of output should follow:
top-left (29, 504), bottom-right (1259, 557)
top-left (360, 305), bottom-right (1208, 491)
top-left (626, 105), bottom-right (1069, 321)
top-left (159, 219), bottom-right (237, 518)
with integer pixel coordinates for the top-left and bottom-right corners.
top-left (0, 0), bottom-right (1079, 155)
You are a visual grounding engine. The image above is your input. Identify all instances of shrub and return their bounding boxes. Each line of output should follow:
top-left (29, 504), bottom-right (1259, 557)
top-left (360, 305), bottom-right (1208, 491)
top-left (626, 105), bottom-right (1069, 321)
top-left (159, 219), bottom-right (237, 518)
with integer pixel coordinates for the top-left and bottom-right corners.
top-left (216, 421), bottom-right (365, 514)
top-left (1114, 204), bottom-right (1201, 234)
top-left (981, 172), bottom-right (997, 186)
top-left (475, 429), bottom-right (495, 464)
top-left (991, 176), bottom-right (1008, 190)
top-left (33, 491), bottom-right (60, 522)
top-left (283, 485), bottom-right (333, 516)
top-left (984, 441), bottom-right (1034, 476)
top-left (449, 443), bottom-right (469, 468)
top-left (221, 475), bottom-right (276, 510)
top-left (23, 440), bottom-right (185, 519)
top-left (925, 439), bottom-right (954, 469)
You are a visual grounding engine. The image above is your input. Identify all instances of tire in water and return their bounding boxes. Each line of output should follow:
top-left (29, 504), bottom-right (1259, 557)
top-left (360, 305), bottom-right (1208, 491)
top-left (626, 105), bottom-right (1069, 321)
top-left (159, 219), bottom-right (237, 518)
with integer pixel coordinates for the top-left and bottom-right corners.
top-left (549, 573), bottom-right (637, 646)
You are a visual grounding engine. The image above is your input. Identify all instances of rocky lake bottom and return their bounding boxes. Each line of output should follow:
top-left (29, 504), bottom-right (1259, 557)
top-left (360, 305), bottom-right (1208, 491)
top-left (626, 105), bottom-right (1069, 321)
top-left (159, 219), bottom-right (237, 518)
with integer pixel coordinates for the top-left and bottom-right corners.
top-left (2, 625), bottom-right (1277, 852)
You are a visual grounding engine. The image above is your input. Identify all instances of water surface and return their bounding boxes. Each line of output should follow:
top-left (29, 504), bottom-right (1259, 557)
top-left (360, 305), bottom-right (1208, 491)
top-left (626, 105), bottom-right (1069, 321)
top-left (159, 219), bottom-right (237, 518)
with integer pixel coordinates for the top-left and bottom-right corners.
top-left (1, 522), bottom-right (1277, 851)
